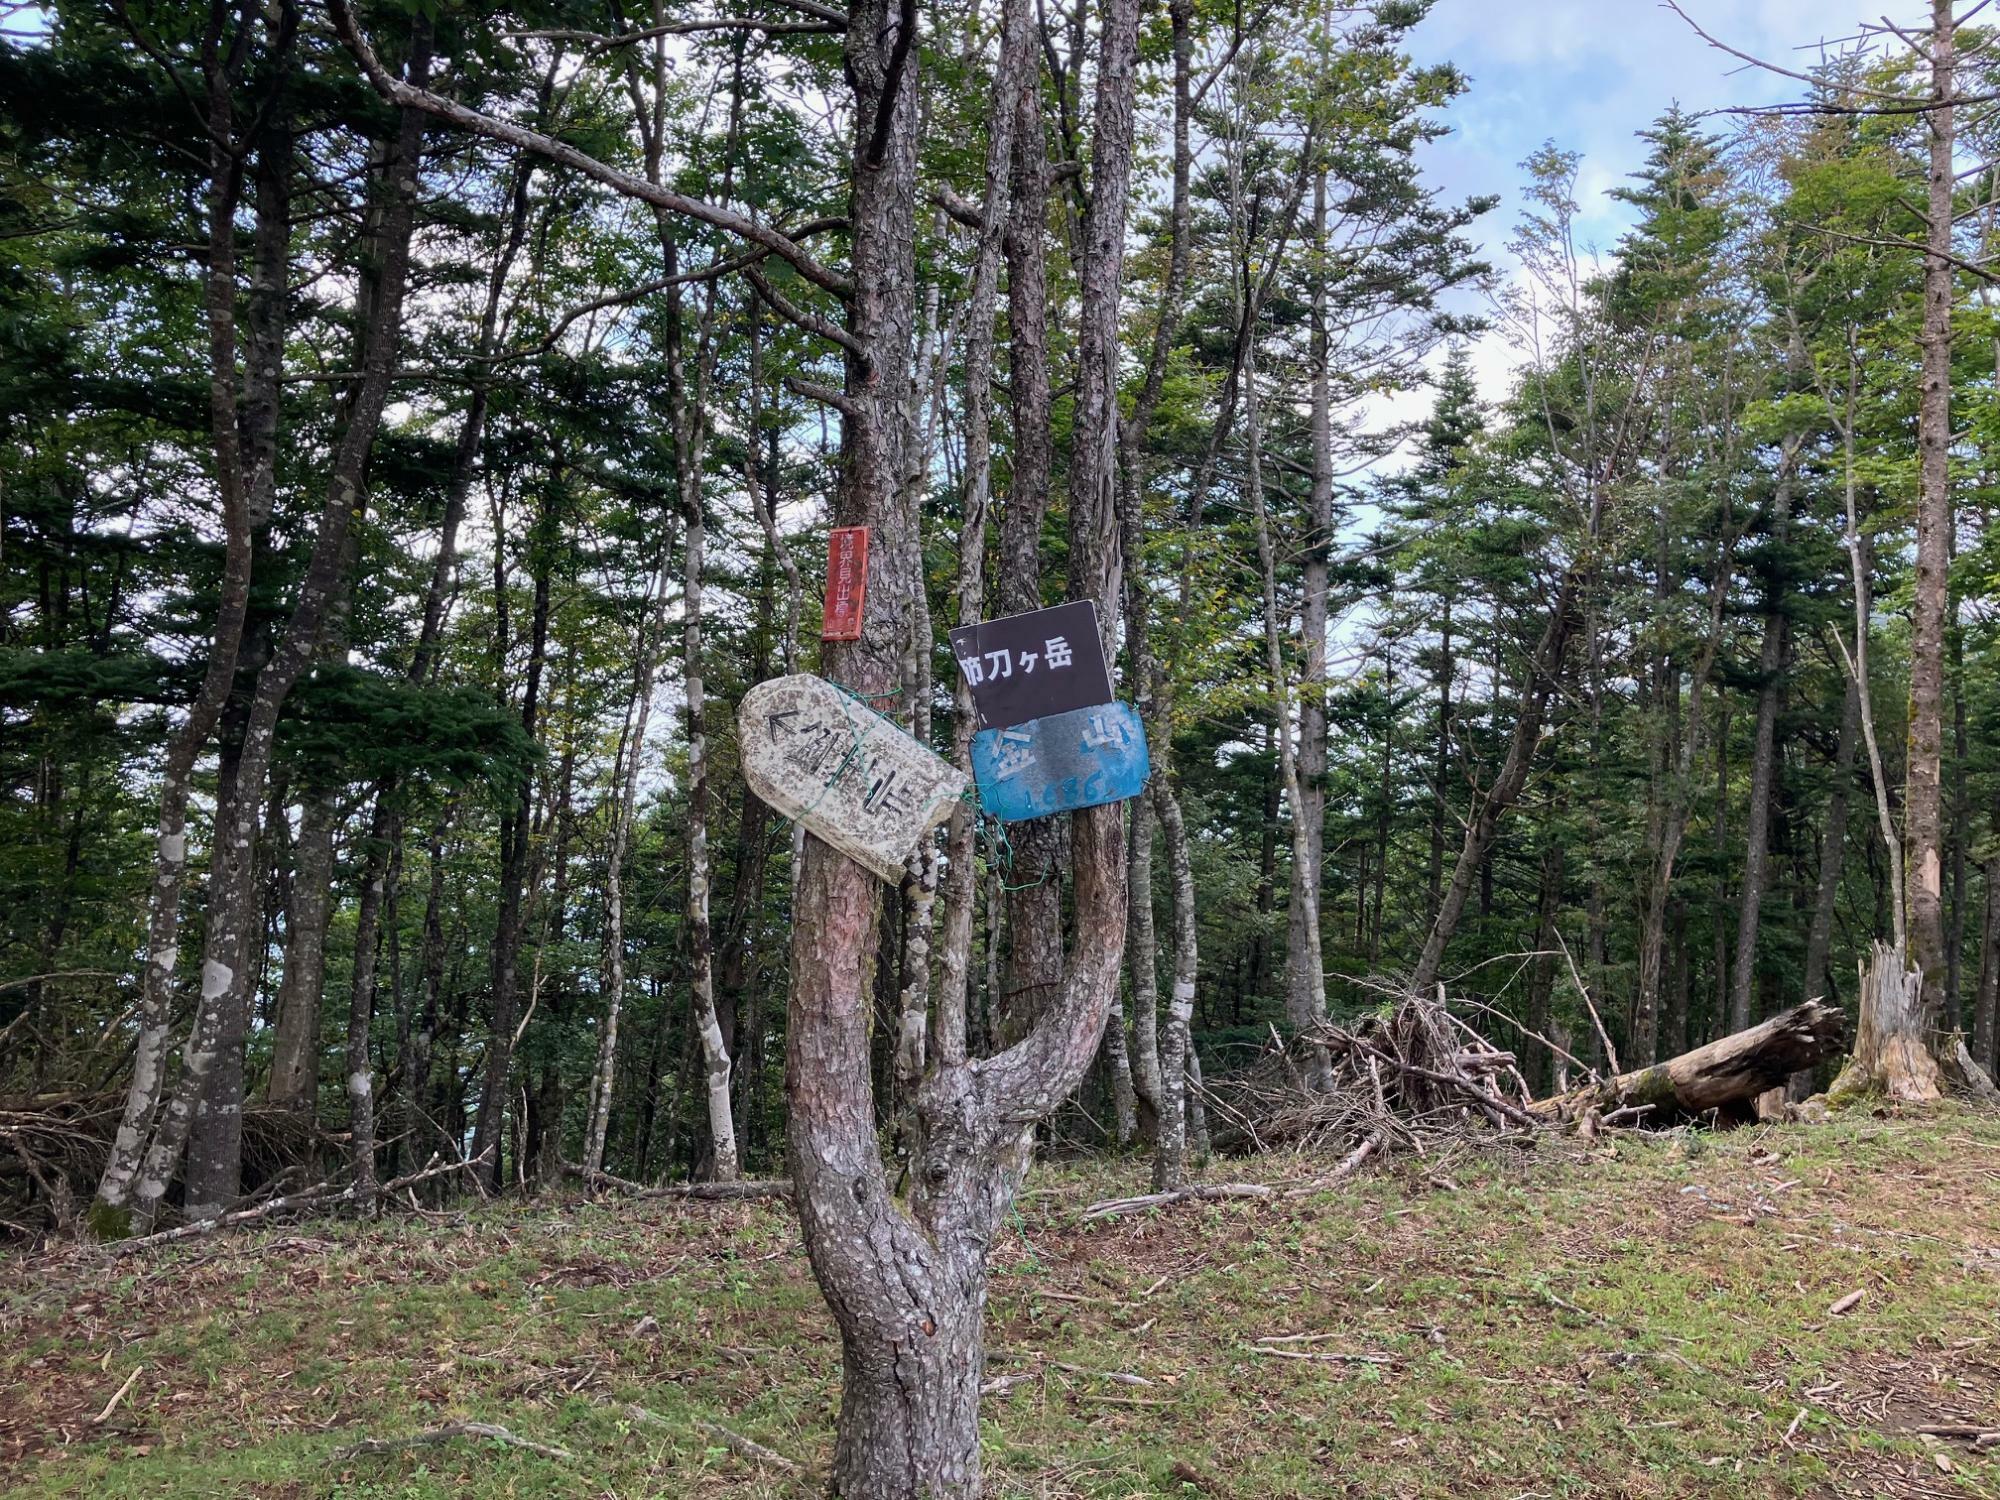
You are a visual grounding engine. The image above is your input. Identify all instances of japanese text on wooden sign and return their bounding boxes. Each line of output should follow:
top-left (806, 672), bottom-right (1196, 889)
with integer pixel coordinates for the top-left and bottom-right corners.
top-left (947, 600), bottom-right (1111, 730)
top-left (820, 526), bottom-right (868, 642)
top-left (737, 674), bottom-right (964, 882)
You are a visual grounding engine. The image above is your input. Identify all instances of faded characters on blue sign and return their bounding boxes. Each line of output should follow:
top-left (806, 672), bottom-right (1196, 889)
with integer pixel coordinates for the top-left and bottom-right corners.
top-left (971, 701), bottom-right (1150, 823)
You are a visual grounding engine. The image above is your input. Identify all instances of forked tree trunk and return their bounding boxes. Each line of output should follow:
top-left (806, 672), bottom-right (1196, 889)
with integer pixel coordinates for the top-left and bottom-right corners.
top-left (92, 28), bottom-right (287, 1235)
top-left (936, 0), bottom-right (1035, 1074)
top-left (127, 47), bottom-right (427, 1229)
top-left (785, 0), bottom-right (1139, 1486)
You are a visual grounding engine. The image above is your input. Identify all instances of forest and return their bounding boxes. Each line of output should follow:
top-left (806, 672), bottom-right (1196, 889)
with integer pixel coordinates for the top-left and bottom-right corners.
top-left (4, 0), bottom-right (2000, 1494)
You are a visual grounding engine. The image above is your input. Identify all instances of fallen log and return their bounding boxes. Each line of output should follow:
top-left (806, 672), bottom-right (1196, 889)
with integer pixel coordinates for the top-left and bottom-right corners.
top-left (1531, 1000), bottom-right (1844, 1125)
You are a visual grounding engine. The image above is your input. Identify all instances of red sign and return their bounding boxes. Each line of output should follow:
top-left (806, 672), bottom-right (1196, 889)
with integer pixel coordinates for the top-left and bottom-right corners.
top-left (820, 526), bottom-right (869, 642)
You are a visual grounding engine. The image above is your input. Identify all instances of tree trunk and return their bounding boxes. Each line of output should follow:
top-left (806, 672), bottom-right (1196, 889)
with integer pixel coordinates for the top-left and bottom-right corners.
top-left (1244, 327), bottom-right (1325, 1081)
top-left (127, 46), bottom-right (427, 1229)
top-left (1803, 669), bottom-right (1860, 1008)
top-left (1974, 853), bottom-right (1999, 1077)
top-left (1535, 999), bottom-right (1844, 1123)
top-left (267, 790), bottom-right (335, 1112)
top-left (1152, 780), bottom-right (1198, 1191)
top-left (933, 0), bottom-right (1034, 1077)
top-left (1906, 0), bottom-right (1954, 996)
top-left (1103, 988), bottom-right (1138, 1144)
top-left (343, 800), bottom-right (394, 1209)
top-left (588, 553), bottom-right (676, 1176)
top-left (1729, 442), bottom-right (1798, 1030)
top-left (1427, 597), bottom-right (1453, 930)
top-left (1829, 943), bottom-right (1943, 1104)
top-left (92, 25), bottom-right (289, 1234)
top-left (1411, 573), bottom-right (1579, 995)
top-left (1124, 792), bottom-right (1162, 1139)
top-left (470, 496), bottom-right (551, 1191)
top-left (1525, 835), bottom-right (1564, 1094)
top-left (994, 67), bottom-right (1063, 1045)
top-left (1289, 173), bottom-right (1333, 1018)
top-left (786, 0), bottom-right (1139, 1485)
top-left (1185, 1045), bottom-right (1211, 1164)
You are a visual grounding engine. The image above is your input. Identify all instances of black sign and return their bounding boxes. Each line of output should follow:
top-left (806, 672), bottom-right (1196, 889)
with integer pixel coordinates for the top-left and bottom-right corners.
top-left (949, 600), bottom-right (1113, 731)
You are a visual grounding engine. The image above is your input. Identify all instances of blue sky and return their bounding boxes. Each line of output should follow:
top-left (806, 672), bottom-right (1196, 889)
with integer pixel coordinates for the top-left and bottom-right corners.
top-left (1401, 0), bottom-right (1865, 399)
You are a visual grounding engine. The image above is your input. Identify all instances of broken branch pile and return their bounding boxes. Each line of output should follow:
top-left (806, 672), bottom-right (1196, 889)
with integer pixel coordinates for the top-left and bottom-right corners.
top-left (1207, 993), bottom-right (1851, 1167)
top-left (1207, 992), bottom-right (1538, 1160)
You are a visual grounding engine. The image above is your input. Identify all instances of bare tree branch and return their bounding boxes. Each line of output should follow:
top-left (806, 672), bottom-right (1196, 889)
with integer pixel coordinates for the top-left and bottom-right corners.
top-left (744, 261), bottom-right (871, 363)
top-left (326, 0), bottom-right (852, 298)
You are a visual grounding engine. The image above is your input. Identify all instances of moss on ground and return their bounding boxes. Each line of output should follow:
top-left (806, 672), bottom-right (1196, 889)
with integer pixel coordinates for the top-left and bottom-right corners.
top-left (4, 1110), bottom-right (1999, 1498)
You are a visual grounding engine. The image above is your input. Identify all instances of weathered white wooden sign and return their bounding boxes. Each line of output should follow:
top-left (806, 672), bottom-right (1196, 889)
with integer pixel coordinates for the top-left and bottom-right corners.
top-left (737, 674), bottom-right (967, 883)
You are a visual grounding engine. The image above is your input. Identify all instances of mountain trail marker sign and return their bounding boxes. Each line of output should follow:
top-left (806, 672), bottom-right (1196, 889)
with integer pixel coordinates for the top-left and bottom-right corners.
top-left (971, 700), bottom-right (1149, 822)
top-left (738, 674), bottom-right (965, 882)
top-left (949, 600), bottom-right (1111, 731)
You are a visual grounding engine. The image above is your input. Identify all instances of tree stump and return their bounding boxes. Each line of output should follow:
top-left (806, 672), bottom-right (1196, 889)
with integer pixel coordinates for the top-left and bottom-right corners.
top-left (1828, 943), bottom-right (1940, 1105)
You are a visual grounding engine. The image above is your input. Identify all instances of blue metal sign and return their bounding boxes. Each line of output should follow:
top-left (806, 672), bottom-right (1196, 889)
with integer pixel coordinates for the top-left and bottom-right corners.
top-left (971, 701), bottom-right (1150, 823)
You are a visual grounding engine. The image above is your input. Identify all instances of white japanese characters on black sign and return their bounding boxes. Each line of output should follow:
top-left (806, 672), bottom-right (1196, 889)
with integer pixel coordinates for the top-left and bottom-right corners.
top-left (947, 600), bottom-right (1112, 730)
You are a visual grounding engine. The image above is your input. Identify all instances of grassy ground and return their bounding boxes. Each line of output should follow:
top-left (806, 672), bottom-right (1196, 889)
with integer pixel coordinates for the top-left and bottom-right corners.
top-left (3, 1110), bottom-right (1999, 1499)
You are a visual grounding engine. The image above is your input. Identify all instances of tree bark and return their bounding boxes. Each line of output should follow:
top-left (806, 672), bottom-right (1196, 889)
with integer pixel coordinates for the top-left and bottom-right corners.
top-left (1152, 780), bottom-right (1198, 1191)
top-left (469, 489), bottom-right (551, 1191)
top-left (1111, 0), bottom-right (1191, 1148)
top-left (1535, 1000), bottom-right (1844, 1124)
top-left (128, 39), bottom-right (426, 1228)
top-left (1803, 667), bottom-right (1860, 1009)
top-left (586, 550), bottom-right (675, 1176)
top-left (1906, 0), bottom-right (1954, 998)
top-left (1244, 325), bottom-right (1324, 1080)
top-left (92, 17), bottom-right (288, 1233)
top-left (937, 0), bottom-right (1036, 1069)
top-left (1525, 834), bottom-right (1564, 1094)
top-left (267, 790), bottom-right (335, 1113)
top-left (1830, 944), bottom-right (1944, 1104)
top-left (668, 246), bottom-right (739, 1183)
top-left (994, 66), bottom-right (1063, 1045)
top-left (343, 799), bottom-right (395, 1209)
top-left (1729, 441), bottom-right (1798, 1030)
top-left (1974, 852), bottom-right (1999, 1077)
top-left (1124, 791), bottom-right (1162, 1139)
